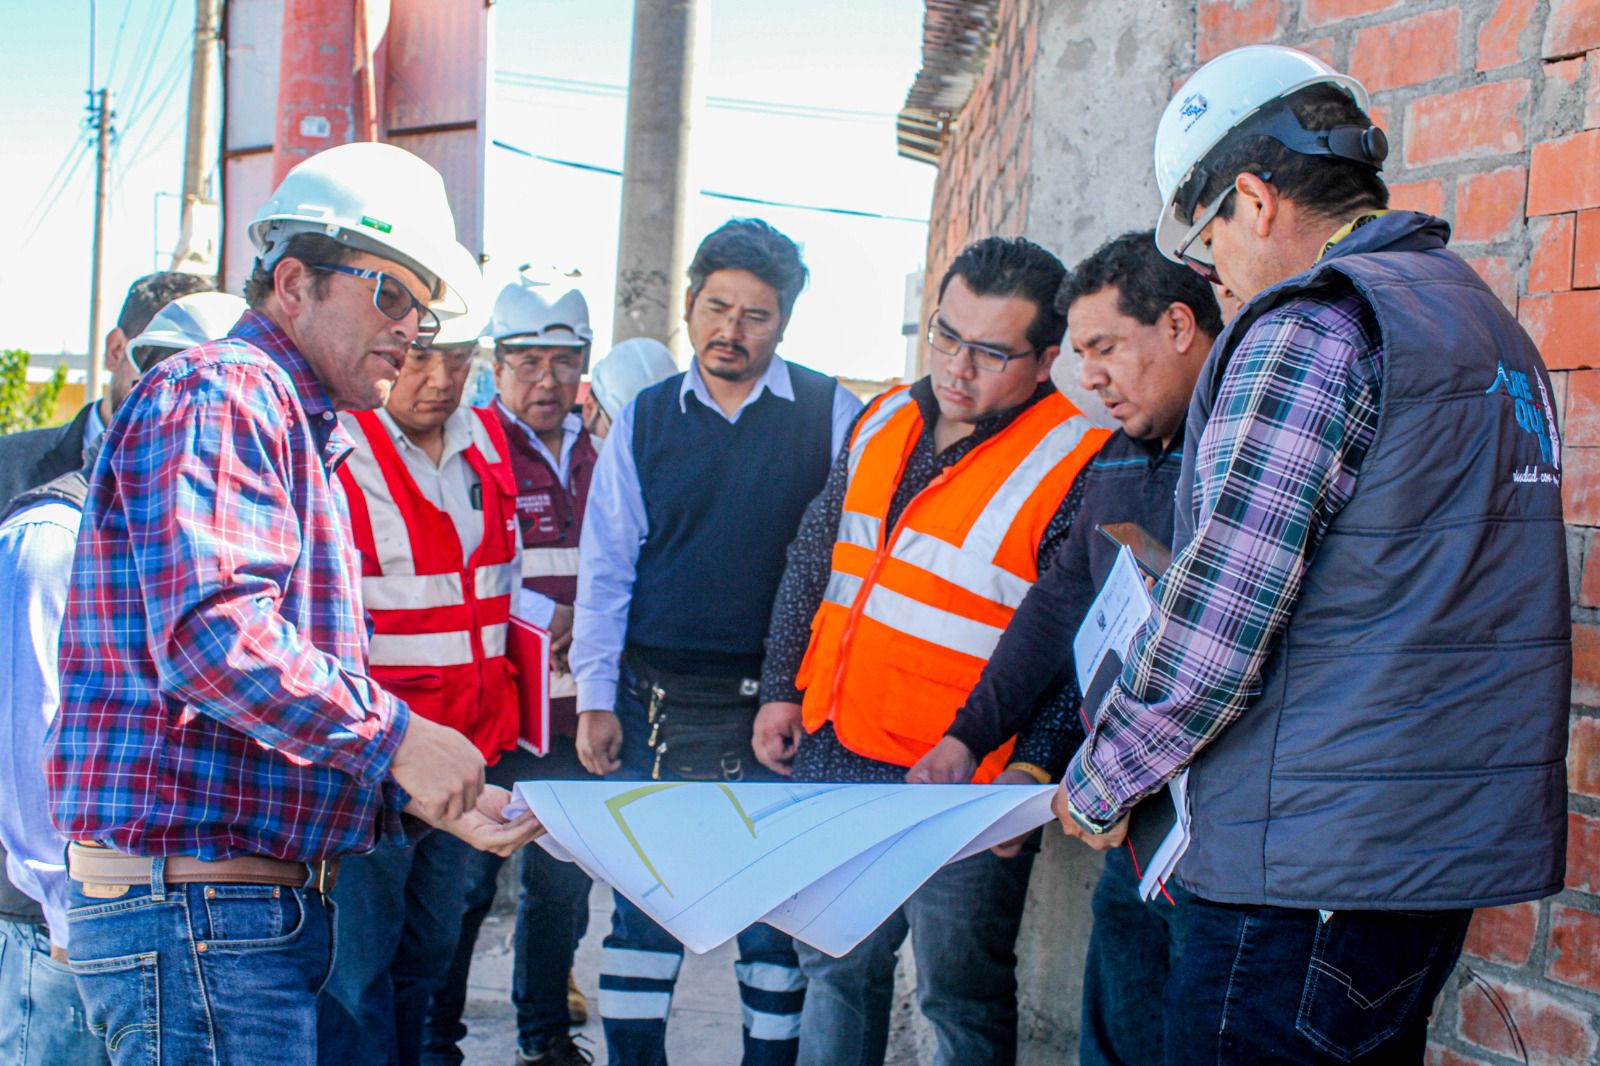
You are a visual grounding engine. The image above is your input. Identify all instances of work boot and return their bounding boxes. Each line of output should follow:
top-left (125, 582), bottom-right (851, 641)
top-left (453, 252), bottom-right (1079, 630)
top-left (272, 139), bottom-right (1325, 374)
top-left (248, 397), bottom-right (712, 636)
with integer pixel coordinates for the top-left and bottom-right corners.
top-left (515, 1034), bottom-right (594, 1065)
top-left (566, 971), bottom-right (588, 1026)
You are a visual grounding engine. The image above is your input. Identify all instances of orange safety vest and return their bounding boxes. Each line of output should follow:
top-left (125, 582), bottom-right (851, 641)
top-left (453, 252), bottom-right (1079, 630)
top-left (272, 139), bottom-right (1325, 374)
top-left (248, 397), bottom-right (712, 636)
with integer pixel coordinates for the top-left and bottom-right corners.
top-left (336, 406), bottom-right (522, 761)
top-left (796, 386), bottom-right (1110, 782)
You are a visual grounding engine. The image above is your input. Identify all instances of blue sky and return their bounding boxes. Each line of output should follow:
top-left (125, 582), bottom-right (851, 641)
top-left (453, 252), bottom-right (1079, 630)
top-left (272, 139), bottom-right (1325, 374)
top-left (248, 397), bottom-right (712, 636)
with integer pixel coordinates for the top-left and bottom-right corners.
top-left (3, 1), bottom-right (936, 381)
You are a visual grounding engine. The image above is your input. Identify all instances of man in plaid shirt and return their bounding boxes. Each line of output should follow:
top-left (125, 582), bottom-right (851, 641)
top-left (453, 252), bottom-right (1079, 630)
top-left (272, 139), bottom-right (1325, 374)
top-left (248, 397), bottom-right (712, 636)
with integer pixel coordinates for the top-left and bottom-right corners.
top-left (44, 143), bottom-right (543, 1065)
top-left (1051, 47), bottom-right (1568, 1065)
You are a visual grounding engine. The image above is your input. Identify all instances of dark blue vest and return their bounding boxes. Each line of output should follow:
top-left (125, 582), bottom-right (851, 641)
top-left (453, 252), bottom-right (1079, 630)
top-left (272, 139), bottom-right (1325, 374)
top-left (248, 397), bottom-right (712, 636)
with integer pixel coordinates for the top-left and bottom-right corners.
top-left (628, 361), bottom-right (836, 675)
top-left (1174, 212), bottom-right (1569, 908)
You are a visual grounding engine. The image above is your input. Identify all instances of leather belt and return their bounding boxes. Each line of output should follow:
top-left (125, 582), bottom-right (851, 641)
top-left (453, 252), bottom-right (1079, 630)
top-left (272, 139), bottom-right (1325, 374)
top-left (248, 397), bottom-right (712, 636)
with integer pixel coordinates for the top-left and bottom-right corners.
top-left (68, 844), bottom-right (340, 894)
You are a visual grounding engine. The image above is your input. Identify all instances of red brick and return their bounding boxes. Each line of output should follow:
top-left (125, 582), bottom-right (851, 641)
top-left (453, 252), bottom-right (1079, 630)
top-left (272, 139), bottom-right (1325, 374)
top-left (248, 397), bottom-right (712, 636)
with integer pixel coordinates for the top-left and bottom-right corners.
top-left (1426, 1048), bottom-right (1496, 1066)
top-left (1566, 370), bottom-right (1600, 447)
top-left (1479, 0), bottom-right (1540, 70)
top-left (1528, 129), bottom-right (1600, 215)
top-left (1351, 10), bottom-right (1460, 92)
top-left (1388, 178), bottom-right (1445, 217)
top-left (1406, 81), bottom-right (1530, 166)
top-left (1457, 981), bottom-right (1599, 1065)
top-left (1575, 621), bottom-right (1600, 705)
top-left (1569, 811), bottom-right (1600, 892)
top-left (1367, 102), bottom-right (1393, 136)
top-left (1462, 901), bottom-right (1540, 965)
top-left (1576, 209), bottom-right (1600, 288)
top-left (1528, 214), bottom-right (1577, 293)
top-left (1464, 256), bottom-right (1516, 311)
top-left (1545, 0), bottom-right (1600, 59)
top-left (1572, 715), bottom-right (1600, 796)
top-left (1589, 50), bottom-right (1600, 128)
top-left (1547, 904), bottom-right (1600, 991)
top-left (1455, 167), bottom-right (1527, 243)
top-left (1306, 0), bottom-right (1401, 26)
top-left (1295, 37), bottom-right (1337, 66)
top-left (1197, 0), bottom-right (1288, 62)
top-left (1518, 290), bottom-right (1600, 369)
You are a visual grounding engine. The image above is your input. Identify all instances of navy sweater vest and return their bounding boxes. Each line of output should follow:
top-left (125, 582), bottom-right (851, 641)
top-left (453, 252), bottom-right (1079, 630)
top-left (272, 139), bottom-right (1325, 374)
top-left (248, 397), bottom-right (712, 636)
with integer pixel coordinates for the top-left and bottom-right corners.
top-left (628, 362), bottom-right (836, 675)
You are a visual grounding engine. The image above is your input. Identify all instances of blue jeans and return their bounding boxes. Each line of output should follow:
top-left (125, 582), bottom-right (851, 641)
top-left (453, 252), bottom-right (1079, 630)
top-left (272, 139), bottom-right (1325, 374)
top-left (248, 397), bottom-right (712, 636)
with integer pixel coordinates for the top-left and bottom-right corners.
top-left (0, 917), bottom-right (109, 1065)
top-left (599, 662), bottom-right (804, 1066)
top-left (422, 743), bottom-right (594, 1064)
top-left (319, 831), bottom-right (468, 1066)
top-left (65, 862), bottom-right (333, 1065)
top-left (1080, 846), bottom-right (1193, 1066)
top-left (1163, 897), bottom-right (1471, 1064)
top-left (793, 844), bottom-right (1035, 1066)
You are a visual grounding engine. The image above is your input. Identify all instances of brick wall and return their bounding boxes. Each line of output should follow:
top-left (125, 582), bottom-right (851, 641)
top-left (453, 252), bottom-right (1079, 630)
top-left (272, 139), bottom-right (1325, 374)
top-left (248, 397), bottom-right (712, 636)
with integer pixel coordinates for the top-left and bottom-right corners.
top-left (916, 0), bottom-right (1600, 1061)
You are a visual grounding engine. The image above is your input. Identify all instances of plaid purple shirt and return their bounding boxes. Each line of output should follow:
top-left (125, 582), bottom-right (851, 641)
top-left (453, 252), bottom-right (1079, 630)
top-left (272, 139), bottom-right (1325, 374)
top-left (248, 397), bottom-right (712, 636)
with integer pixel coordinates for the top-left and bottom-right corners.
top-left (44, 310), bottom-right (412, 861)
top-left (1064, 289), bottom-right (1383, 826)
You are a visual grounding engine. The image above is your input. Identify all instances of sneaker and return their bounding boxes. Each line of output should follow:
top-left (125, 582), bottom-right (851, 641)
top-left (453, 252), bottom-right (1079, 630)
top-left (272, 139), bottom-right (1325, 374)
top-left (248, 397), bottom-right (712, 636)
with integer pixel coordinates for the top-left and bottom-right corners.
top-left (516, 1034), bottom-right (595, 1066)
top-left (566, 971), bottom-right (589, 1026)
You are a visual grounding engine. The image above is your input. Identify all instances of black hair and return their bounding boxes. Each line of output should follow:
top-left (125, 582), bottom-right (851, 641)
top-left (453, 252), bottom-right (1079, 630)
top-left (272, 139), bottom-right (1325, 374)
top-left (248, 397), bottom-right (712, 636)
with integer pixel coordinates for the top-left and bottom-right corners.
top-left (937, 236), bottom-right (1069, 352)
top-left (1193, 83), bottom-right (1388, 225)
top-left (116, 272), bottom-right (214, 337)
top-left (687, 218), bottom-right (809, 317)
top-left (243, 233), bottom-right (356, 309)
top-left (1056, 230), bottom-right (1224, 339)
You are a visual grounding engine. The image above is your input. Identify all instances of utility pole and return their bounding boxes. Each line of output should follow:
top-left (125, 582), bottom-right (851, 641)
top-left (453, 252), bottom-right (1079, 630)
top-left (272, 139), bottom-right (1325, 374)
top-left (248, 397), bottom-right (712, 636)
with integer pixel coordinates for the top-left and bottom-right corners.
top-left (87, 87), bottom-right (113, 404)
top-left (172, 0), bottom-right (220, 274)
top-left (612, 0), bottom-right (702, 357)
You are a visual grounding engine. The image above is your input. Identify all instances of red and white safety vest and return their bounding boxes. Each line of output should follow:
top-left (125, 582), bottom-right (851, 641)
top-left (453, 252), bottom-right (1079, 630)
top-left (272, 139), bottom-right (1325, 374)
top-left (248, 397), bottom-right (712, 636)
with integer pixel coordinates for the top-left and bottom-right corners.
top-left (337, 407), bottom-right (521, 760)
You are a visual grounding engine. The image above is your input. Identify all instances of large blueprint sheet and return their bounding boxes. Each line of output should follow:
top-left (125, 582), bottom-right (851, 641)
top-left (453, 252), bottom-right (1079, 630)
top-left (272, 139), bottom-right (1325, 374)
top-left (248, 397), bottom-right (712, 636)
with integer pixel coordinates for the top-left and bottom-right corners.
top-left (514, 781), bottom-right (1055, 956)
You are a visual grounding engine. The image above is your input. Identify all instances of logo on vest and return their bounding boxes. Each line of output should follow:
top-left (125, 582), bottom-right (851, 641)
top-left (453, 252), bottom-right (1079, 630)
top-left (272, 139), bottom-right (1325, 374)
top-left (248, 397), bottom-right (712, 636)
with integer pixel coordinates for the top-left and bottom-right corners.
top-left (1485, 361), bottom-right (1561, 483)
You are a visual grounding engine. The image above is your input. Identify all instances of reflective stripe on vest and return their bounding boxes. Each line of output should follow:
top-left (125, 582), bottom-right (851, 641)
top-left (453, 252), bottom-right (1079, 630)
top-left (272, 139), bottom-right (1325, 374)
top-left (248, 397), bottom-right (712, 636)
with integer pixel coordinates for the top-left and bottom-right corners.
top-left (797, 385), bottom-right (1110, 779)
top-left (522, 546), bottom-right (580, 580)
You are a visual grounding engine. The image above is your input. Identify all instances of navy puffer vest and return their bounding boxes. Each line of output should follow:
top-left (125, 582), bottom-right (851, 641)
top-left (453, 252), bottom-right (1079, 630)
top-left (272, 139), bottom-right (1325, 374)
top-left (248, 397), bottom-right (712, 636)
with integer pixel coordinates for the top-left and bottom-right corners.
top-left (1174, 212), bottom-right (1569, 909)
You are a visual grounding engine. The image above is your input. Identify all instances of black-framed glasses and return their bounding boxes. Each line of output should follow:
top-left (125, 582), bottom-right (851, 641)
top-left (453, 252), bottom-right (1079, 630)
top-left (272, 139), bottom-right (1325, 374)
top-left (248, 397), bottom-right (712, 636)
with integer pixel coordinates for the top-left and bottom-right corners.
top-left (403, 341), bottom-right (478, 373)
top-left (312, 263), bottom-right (440, 346)
top-left (925, 315), bottom-right (1039, 373)
top-left (1172, 169), bottom-right (1272, 286)
top-left (496, 345), bottom-right (585, 385)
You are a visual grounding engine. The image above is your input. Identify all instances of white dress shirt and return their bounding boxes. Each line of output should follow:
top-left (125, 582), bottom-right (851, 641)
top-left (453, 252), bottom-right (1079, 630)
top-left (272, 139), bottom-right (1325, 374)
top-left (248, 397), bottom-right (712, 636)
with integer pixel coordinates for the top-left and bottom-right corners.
top-left (570, 356), bottom-right (862, 712)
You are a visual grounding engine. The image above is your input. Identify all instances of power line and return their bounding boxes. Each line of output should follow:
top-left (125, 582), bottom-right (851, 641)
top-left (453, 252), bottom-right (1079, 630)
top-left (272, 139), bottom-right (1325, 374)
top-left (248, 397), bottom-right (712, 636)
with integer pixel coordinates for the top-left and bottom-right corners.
top-left (119, 0), bottom-right (180, 129)
top-left (491, 139), bottom-right (928, 224)
top-left (24, 138), bottom-right (94, 246)
top-left (494, 69), bottom-right (896, 125)
top-left (104, 0), bottom-right (134, 89)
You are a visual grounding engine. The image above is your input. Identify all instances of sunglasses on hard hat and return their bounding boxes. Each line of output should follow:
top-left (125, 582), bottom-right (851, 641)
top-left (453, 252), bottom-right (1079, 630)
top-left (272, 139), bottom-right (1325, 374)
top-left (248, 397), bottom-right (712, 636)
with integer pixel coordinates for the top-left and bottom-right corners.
top-left (313, 263), bottom-right (441, 346)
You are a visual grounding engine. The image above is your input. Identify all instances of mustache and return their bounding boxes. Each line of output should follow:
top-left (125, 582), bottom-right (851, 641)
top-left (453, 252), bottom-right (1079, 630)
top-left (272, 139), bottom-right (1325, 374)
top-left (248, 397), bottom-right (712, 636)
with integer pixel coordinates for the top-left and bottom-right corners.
top-left (706, 340), bottom-right (750, 359)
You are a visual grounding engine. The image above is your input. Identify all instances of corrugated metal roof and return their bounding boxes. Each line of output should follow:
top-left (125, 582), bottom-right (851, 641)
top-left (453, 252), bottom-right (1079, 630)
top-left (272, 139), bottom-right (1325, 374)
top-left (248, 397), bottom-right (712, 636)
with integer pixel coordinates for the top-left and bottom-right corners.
top-left (896, 0), bottom-right (1000, 165)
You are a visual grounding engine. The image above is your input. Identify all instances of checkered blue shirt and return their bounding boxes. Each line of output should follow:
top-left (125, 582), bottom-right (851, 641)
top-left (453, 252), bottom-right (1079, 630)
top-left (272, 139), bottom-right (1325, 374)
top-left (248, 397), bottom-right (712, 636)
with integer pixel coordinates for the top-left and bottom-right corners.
top-left (45, 310), bottom-right (413, 861)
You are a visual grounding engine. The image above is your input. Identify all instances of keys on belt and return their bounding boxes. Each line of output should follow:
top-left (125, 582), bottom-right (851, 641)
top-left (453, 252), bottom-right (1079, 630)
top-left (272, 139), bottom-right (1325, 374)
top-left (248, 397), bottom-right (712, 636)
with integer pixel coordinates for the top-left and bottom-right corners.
top-left (67, 843), bottom-right (340, 898)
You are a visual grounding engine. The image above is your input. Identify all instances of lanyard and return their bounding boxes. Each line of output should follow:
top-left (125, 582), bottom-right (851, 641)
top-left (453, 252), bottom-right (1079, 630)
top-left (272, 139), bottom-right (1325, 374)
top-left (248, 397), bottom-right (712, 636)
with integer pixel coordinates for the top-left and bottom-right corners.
top-left (1318, 209), bottom-right (1393, 262)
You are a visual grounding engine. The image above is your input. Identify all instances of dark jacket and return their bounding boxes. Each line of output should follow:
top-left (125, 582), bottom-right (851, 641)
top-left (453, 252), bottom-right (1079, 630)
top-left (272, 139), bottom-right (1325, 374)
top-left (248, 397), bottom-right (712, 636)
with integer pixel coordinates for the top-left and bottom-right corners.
top-left (0, 402), bottom-right (97, 510)
top-left (1175, 212), bottom-right (1569, 908)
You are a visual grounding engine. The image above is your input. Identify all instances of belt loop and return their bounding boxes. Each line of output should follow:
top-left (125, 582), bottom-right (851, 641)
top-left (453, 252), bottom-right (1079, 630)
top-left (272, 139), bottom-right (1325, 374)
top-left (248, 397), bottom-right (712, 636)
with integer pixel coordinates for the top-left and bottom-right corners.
top-left (149, 857), bottom-right (167, 901)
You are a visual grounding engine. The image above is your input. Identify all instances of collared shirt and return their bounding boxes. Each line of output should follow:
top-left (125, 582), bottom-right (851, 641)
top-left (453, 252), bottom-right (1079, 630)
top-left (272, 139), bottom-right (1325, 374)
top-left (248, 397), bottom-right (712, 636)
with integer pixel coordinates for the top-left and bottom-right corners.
top-left (1064, 290), bottom-right (1383, 828)
top-left (572, 354), bottom-right (862, 712)
top-left (497, 401), bottom-right (584, 490)
top-left (358, 405), bottom-right (552, 626)
top-left (82, 401), bottom-right (105, 458)
top-left (45, 310), bottom-right (412, 862)
top-left (0, 500), bottom-right (80, 942)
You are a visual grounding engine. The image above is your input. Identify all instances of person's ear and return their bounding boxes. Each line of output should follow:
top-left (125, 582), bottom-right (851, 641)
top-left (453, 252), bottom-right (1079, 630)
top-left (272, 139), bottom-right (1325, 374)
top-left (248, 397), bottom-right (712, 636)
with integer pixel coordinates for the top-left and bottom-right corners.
top-left (1035, 344), bottom-right (1061, 382)
top-left (1235, 172), bottom-right (1278, 239)
top-left (103, 327), bottom-right (127, 372)
top-left (275, 258), bottom-right (314, 317)
top-left (1165, 301), bottom-right (1198, 356)
top-left (683, 285), bottom-right (696, 324)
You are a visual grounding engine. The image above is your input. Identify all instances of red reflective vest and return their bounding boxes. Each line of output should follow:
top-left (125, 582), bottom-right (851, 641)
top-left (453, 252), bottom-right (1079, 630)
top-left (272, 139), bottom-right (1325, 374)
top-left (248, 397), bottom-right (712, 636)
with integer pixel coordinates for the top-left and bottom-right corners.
top-left (498, 407), bottom-right (596, 736)
top-left (796, 386), bottom-right (1109, 782)
top-left (337, 407), bottom-right (521, 761)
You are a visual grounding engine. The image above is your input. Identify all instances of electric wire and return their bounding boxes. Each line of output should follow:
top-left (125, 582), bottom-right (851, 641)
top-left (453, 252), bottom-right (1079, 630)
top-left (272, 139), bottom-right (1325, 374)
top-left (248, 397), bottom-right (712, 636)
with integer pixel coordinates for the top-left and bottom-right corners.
top-left (494, 69), bottom-right (895, 125)
top-left (103, 0), bottom-right (135, 91)
top-left (23, 138), bottom-right (95, 247)
top-left (118, 0), bottom-right (181, 133)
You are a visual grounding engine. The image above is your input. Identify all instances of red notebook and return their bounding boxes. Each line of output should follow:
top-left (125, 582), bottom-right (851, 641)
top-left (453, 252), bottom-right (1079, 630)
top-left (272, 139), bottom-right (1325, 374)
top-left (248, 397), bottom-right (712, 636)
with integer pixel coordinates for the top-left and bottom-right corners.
top-left (507, 617), bottom-right (551, 756)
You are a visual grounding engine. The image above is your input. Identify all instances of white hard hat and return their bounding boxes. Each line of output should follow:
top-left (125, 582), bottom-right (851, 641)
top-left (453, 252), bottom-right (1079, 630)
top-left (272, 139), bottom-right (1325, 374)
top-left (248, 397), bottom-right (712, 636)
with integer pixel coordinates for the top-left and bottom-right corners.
top-left (248, 142), bottom-right (483, 317)
top-left (428, 309), bottom-right (492, 349)
top-left (487, 278), bottom-right (593, 348)
top-left (127, 291), bottom-right (248, 370)
top-left (590, 338), bottom-right (677, 417)
top-left (1153, 45), bottom-right (1373, 263)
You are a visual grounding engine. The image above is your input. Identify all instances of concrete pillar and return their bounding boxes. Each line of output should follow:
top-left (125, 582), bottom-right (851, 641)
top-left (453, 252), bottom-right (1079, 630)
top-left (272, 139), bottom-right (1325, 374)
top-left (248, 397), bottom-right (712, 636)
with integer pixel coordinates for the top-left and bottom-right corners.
top-left (612, 0), bottom-right (702, 359)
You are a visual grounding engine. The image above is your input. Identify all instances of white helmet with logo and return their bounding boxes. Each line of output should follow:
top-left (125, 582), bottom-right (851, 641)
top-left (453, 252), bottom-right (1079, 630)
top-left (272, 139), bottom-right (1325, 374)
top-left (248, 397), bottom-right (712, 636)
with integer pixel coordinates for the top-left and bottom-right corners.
top-left (590, 338), bottom-right (677, 418)
top-left (1153, 45), bottom-right (1375, 263)
top-left (126, 291), bottom-right (248, 370)
top-left (248, 141), bottom-right (483, 317)
top-left (487, 278), bottom-right (593, 349)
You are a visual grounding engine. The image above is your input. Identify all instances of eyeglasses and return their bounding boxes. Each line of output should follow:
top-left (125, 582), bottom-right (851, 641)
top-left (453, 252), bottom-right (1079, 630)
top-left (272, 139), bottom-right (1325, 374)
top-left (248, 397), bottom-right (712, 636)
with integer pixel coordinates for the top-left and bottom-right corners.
top-left (1171, 169), bottom-right (1271, 286)
top-left (312, 263), bottom-right (441, 346)
top-left (403, 342), bottom-right (478, 372)
top-left (497, 346), bottom-right (584, 385)
top-left (691, 299), bottom-right (781, 338)
top-left (925, 315), bottom-right (1038, 373)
